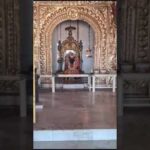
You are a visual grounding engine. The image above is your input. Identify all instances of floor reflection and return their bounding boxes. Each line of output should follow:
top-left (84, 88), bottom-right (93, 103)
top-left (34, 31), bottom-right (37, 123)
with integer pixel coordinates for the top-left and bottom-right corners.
top-left (34, 89), bottom-right (116, 130)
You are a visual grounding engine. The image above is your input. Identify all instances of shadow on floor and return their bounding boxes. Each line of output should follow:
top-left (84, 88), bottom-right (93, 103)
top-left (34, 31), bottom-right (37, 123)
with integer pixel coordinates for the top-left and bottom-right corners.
top-left (118, 108), bottom-right (150, 150)
top-left (0, 107), bottom-right (32, 150)
top-left (0, 107), bottom-right (150, 149)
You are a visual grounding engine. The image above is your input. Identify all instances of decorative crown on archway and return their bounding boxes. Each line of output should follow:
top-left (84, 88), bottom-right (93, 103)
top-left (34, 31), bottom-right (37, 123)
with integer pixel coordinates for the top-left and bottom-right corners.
top-left (65, 26), bottom-right (76, 37)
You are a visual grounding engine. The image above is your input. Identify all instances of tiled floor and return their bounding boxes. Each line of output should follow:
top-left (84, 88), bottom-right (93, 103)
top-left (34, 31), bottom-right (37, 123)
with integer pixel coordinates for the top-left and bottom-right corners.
top-left (34, 89), bottom-right (116, 130)
top-left (0, 107), bottom-right (150, 149)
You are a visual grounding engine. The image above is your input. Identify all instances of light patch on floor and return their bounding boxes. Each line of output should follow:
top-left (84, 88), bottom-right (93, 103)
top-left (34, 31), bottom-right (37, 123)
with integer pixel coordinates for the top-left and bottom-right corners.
top-left (34, 129), bottom-right (117, 141)
top-left (33, 129), bottom-right (117, 149)
top-left (34, 90), bottom-right (116, 130)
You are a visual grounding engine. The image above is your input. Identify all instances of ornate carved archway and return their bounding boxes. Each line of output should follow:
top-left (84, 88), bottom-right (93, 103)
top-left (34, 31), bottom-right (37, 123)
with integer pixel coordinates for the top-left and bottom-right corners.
top-left (33, 1), bottom-right (116, 76)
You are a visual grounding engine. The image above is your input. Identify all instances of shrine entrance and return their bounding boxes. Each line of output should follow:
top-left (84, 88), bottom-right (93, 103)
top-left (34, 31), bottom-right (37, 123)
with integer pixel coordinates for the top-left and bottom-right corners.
top-left (33, 1), bottom-right (117, 149)
top-left (51, 20), bottom-right (94, 86)
top-left (56, 25), bottom-right (83, 74)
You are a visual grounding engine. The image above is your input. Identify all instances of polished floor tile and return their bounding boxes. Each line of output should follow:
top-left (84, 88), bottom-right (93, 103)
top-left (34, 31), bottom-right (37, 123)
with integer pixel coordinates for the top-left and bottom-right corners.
top-left (34, 89), bottom-right (116, 130)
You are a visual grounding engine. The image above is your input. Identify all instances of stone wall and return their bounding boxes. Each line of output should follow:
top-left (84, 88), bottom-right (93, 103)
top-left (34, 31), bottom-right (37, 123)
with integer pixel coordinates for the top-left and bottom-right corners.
top-left (119, 0), bottom-right (150, 71)
top-left (118, 0), bottom-right (150, 107)
top-left (0, 0), bottom-right (20, 93)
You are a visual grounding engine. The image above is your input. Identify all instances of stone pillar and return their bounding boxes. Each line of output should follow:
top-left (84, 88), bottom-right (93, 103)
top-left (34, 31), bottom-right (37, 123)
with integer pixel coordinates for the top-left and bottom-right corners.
top-left (20, 77), bottom-right (27, 117)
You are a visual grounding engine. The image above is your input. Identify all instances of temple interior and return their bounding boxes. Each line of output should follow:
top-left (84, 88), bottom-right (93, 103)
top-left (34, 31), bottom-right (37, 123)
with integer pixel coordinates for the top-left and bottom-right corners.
top-left (1, 0), bottom-right (150, 149)
top-left (33, 1), bottom-right (117, 149)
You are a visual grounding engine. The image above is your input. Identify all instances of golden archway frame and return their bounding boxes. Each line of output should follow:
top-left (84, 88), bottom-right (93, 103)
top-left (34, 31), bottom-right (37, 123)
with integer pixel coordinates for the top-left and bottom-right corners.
top-left (33, 1), bottom-right (116, 78)
top-left (41, 9), bottom-right (102, 75)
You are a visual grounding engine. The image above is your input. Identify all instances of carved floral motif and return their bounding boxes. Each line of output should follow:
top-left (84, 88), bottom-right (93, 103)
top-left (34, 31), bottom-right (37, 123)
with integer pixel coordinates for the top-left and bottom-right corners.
top-left (33, 1), bottom-right (117, 79)
top-left (136, 0), bottom-right (149, 62)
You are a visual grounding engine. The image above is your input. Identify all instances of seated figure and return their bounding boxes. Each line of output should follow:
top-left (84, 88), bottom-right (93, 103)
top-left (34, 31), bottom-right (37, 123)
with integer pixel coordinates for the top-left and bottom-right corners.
top-left (64, 52), bottom-right (80, 74)
top-left (56, 25), bottom-right (83, 75)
